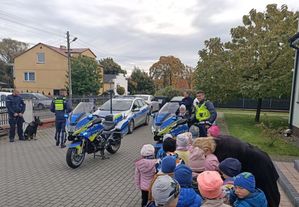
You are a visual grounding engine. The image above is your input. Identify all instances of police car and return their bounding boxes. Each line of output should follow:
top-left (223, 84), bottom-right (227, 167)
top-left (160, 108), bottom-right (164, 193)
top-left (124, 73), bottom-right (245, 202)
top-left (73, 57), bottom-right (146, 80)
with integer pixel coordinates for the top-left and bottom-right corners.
top-left (94, 97), bottom-right (150, 135)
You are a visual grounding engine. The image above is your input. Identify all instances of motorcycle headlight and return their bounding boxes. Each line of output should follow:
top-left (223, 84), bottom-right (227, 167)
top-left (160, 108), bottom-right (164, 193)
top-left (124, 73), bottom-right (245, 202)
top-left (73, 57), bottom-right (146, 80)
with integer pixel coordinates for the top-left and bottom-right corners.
top-left (151, 125), bottom-right (159, 134)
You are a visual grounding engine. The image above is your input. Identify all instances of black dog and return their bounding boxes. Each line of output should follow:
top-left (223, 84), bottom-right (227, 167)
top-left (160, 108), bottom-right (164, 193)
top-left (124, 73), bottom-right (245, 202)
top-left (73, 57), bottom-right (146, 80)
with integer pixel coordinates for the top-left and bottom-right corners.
top-left (24, 116), bottom-right (43, 140)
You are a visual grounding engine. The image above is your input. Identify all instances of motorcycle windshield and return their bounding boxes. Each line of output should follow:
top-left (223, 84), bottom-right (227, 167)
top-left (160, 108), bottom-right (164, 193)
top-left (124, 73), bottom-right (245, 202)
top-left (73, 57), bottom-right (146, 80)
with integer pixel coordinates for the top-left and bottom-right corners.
top-left (154, 102), bottom-right (179, 126)
top-left (70, 102), bottom-right (95, 125)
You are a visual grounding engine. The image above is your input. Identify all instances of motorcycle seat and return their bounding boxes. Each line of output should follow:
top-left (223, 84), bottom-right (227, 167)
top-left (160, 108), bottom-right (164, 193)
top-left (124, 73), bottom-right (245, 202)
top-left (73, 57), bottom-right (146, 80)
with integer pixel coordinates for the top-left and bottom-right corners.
top-left (102, 120), bottom-right (116, 131)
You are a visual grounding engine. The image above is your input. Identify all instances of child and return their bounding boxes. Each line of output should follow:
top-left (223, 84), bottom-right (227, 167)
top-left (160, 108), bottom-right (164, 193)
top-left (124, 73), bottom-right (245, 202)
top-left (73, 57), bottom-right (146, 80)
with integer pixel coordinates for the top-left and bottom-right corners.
top-left (197, 171), bottom-right (230, 207)
top-left (178, 104), bottom-right (190, 119)
top-left (230, 172), bottom-right (268, 207)
top-left (193, 137), bottom-right (219, 171)
top-left (146, 175), bottom-right (181, 207)
top-left (175, 133), bottom-right (190, 165)
top-left (135, 144), bottom-right (158, 207)
top-left (207, 125), bottom-right (220, 137)
top-left (188, 147), bottom-right (205, 195)
top-left (218, 158), bottom-right (242, 203)
top-left (156, 134), bottom-right (173, 160)
top-left (157, 137), bottom-right (184, 168)
top-left (148, 156), bottom-right (177, 204)
top-left (174, 164), bottom-right (202, 207)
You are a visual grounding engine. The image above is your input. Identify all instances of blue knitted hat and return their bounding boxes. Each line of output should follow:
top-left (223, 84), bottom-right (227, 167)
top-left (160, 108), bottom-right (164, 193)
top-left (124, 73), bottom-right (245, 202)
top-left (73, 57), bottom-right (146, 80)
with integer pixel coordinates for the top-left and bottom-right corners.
top-left (174, 164), bottom-right (192, 187)
top-left (234, 172), bottom-right (256, 193)
top-left (161, 156), bottom-right (176, 173)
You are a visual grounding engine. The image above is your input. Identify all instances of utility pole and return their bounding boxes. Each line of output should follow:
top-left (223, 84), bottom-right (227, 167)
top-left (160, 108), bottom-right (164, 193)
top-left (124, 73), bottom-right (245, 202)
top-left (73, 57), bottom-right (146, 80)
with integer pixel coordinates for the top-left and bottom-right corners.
top-left (66, 31), bottom-right (72, 102)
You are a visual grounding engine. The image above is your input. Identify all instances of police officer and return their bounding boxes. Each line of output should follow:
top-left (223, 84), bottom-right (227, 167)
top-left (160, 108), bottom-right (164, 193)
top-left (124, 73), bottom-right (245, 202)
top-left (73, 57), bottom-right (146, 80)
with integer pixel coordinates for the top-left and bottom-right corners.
top-left (6, 89), bottom-right (26, 142)
top-left (192, 90), bottom-right (217, 137)
top-left (50, 89), bottom-right (72, 148)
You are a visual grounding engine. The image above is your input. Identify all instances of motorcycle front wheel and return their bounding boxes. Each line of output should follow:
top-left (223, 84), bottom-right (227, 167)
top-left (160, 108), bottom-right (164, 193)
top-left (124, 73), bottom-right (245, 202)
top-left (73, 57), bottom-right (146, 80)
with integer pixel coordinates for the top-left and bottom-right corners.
top-left (66, 148), bottom-right (85, 169)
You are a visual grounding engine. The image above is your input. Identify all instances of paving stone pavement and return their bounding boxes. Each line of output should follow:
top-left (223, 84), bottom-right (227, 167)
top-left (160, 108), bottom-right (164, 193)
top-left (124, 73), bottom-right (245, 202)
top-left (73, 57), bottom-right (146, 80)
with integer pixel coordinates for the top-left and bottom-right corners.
top-left (0, 124), bottom-right (154, 207)
top-left (0, 121), bottom-right (296, 207)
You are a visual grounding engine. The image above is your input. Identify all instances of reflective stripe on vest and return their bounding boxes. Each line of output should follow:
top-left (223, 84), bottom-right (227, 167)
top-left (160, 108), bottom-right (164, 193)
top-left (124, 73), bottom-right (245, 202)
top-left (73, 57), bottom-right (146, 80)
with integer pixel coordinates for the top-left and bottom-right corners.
top-left (54, 99), bottom-right (65, 111)
top-left (195, 102), bottom-right (210, 121)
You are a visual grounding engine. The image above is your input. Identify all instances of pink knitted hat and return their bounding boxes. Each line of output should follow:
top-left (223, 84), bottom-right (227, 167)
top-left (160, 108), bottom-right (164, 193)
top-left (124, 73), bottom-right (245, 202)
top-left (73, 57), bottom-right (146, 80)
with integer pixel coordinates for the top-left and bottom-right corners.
top-left (208, 125), bottom-right (220, 137)
top-left (197, 171), bottom-right (223, 199)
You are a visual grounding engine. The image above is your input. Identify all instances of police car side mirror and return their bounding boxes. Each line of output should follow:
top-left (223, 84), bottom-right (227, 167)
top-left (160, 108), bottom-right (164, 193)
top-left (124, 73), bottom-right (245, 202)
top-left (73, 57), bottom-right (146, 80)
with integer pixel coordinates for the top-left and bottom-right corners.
top-left (87, 114), bottom-right (93, 120)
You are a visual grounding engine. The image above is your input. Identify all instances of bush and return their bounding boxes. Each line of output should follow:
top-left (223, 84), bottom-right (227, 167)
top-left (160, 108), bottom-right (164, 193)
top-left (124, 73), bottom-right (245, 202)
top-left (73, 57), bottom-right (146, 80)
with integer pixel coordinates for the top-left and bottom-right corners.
top-left (116, 85), bottom-right (125, 95)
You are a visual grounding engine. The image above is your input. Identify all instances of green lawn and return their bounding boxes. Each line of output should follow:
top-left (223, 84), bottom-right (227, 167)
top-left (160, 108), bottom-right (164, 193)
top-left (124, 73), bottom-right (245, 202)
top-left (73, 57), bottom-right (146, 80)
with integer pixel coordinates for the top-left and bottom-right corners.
top-left (220, 108), bottom-right (299, 156)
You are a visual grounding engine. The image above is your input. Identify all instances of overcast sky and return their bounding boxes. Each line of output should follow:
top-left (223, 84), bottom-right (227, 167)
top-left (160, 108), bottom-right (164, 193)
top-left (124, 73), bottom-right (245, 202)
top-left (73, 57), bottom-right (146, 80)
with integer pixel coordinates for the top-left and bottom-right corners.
top-left (1, 0), bottom-right (299, 75)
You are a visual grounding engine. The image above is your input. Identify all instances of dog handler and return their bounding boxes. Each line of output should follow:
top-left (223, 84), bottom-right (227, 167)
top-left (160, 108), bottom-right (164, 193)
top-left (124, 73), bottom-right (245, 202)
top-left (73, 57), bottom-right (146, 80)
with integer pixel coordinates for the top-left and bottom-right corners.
top-left (50, 89), bottom-right (72, 148)
top-left (5, 89), bottom-right (26, 142)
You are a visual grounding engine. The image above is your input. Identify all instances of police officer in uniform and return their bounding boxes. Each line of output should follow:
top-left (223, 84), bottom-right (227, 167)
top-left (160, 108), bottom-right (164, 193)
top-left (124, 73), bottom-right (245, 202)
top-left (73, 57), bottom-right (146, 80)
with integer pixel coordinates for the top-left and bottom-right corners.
top-left (6, 89), bottom-right (26, 142)
top-left (192, 90), bottom-right (217, 137)
top-left (50, 90), bottom-right (72, 148)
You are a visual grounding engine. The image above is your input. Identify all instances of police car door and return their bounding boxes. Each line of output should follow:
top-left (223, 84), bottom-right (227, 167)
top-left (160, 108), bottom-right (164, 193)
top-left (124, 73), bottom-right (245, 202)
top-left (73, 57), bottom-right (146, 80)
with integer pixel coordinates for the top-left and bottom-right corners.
top-left (136, 99), bottom-right (147, 126)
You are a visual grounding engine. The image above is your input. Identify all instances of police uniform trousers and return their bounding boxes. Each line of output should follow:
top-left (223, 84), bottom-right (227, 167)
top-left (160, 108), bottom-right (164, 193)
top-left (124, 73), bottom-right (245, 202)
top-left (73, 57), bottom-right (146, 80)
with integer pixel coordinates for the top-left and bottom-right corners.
top-left (55, 119), bottom-right (66, 144)
top-left (9, 116), bottom-right (24, 141)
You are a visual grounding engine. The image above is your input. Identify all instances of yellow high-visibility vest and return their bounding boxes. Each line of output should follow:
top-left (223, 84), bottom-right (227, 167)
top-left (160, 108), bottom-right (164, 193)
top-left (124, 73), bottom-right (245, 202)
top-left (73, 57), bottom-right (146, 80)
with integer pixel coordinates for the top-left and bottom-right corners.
top-left (194, 102), bottom-right (210, 121)
top-left (54, 98), bottom-right (65, 111)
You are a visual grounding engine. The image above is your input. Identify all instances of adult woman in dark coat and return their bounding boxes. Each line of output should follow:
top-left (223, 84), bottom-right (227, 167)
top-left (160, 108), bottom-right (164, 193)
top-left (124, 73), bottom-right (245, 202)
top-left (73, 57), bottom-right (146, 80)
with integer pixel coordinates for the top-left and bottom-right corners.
top-left (213, 135), bottom-right (280, 207)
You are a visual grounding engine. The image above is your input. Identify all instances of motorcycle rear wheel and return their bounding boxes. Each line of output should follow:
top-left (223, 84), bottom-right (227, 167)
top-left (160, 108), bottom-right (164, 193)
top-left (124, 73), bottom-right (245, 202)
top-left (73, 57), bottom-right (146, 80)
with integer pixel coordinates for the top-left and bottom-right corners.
top-left (106, 140), bottom-right (121, 154)
top-left (66, 148), bottom-right (85, 169)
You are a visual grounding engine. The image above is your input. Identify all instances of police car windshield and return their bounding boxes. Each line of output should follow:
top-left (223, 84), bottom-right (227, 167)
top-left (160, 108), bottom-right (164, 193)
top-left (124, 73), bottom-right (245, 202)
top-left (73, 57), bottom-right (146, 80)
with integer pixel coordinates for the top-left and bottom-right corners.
top-left (99, 99), bottom-right (132, 111)
top-left (159, 102), bottom-right (179, 114)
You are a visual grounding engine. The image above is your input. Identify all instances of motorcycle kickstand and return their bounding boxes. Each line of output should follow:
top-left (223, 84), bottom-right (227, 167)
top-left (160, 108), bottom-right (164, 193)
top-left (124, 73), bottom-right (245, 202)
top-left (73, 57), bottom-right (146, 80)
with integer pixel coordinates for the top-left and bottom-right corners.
top-left (93, 150), bottom-right (109, 160)
top-left (100, 150), bottom-right (109, 160)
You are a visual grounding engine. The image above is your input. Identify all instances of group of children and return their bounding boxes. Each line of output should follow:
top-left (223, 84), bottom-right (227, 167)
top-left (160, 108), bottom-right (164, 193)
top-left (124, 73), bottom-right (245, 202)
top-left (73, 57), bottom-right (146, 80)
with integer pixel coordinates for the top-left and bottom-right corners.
top-left (134, 128), bottom-right (268, 207)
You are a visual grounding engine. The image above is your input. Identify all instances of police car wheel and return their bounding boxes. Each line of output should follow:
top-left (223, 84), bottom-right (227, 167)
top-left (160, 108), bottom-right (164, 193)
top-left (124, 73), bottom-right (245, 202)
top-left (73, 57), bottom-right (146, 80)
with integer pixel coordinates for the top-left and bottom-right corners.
top-left (37, 103), bottom-right (44, 110)
top-left (144, 115), bottom-right (150, 125)
top-left (128, 120), bottom-right (134, 134)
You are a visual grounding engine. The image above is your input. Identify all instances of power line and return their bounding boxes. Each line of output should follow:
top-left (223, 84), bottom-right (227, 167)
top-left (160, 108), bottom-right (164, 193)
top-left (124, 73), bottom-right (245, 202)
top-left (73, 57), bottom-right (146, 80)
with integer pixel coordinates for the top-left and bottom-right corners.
top-left (0, 10), bottom-right (64, 38)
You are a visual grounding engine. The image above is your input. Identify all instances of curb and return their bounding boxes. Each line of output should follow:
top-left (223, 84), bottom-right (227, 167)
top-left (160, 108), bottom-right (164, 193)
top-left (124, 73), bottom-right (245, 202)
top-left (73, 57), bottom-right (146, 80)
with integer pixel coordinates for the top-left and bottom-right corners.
top-left (275, 163), bottom-right (299, 207)
top-left (295, 160), bottom-right (299, 172)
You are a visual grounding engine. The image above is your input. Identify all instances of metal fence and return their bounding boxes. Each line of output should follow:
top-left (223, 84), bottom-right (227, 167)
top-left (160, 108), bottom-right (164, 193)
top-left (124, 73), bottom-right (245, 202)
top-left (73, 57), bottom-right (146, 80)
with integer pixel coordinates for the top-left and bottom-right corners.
top-left (214, 98), bottom-right (290, 110)
top-left (1, 96), bottom-right (110, 127)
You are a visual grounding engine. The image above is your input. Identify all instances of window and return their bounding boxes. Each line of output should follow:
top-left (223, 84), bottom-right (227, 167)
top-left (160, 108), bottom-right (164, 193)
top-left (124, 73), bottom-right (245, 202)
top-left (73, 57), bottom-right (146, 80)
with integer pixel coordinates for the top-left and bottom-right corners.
top-left (24, 72), bottom-right (35, 81)
top-left (37, 53), bottom-right (45, 63)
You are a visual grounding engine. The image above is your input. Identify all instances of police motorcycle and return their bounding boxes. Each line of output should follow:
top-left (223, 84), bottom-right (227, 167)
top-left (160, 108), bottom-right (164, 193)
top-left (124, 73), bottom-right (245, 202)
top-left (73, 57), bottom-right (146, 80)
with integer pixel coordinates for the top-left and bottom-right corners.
top-left (66, 103), bottom-right (123, 169)
top-left (151, 101), bottom-right (189, 153)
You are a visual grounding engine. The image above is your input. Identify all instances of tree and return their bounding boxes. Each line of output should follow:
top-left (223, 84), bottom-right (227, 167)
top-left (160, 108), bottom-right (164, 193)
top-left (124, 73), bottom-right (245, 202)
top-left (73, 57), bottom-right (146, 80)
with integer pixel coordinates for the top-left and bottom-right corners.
top-left (0, 38), bottom-right (28, 63)
top-left (183, 65), bottom-right (195, 89)
top-left (70, 56), bottom-right (102, 96)
top-left (194, 38), bottom-right (239, 103)
top-left (155, 86), bottom-right (181, 100)
top-left (149, 56), bottom-right (185, 89)
top-left (116, 85), bottom-right (125, 95)
top-left (226, 4), bottom-right (298, 122)
top-left (128, 67), bottom-right (155, 94)
top-left (99, 57), bottom-right (126, 75)
top-left (0, 38), bottom-right (28, 88)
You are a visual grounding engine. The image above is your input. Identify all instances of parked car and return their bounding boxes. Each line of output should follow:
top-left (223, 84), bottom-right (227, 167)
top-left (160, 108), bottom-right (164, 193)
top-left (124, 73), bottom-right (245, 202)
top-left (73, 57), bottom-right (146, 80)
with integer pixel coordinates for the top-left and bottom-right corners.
top-left (94, 97), bottom-right (150, 134)
top-left (0, 91), bottom-right (12, 108)
top-left (170, 96), bottom-right (184, 103)
top-left (153, 96), bottom-right (170, 109)
top-left (134, 94), bottom-right (160, 113)
top-left (20, 93), bottom-right (52, 109)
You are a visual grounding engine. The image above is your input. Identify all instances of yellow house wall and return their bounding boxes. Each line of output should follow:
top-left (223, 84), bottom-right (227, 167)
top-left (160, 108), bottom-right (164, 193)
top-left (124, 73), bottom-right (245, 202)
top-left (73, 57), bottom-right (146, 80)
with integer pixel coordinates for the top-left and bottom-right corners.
top-left (14, 44), bottom-right (68, 95)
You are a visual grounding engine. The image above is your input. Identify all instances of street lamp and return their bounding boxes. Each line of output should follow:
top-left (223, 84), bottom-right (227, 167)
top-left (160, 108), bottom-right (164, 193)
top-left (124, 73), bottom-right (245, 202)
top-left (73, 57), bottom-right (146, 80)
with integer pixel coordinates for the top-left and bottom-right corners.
top-left (66, 31), bottom-right (77, 103)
